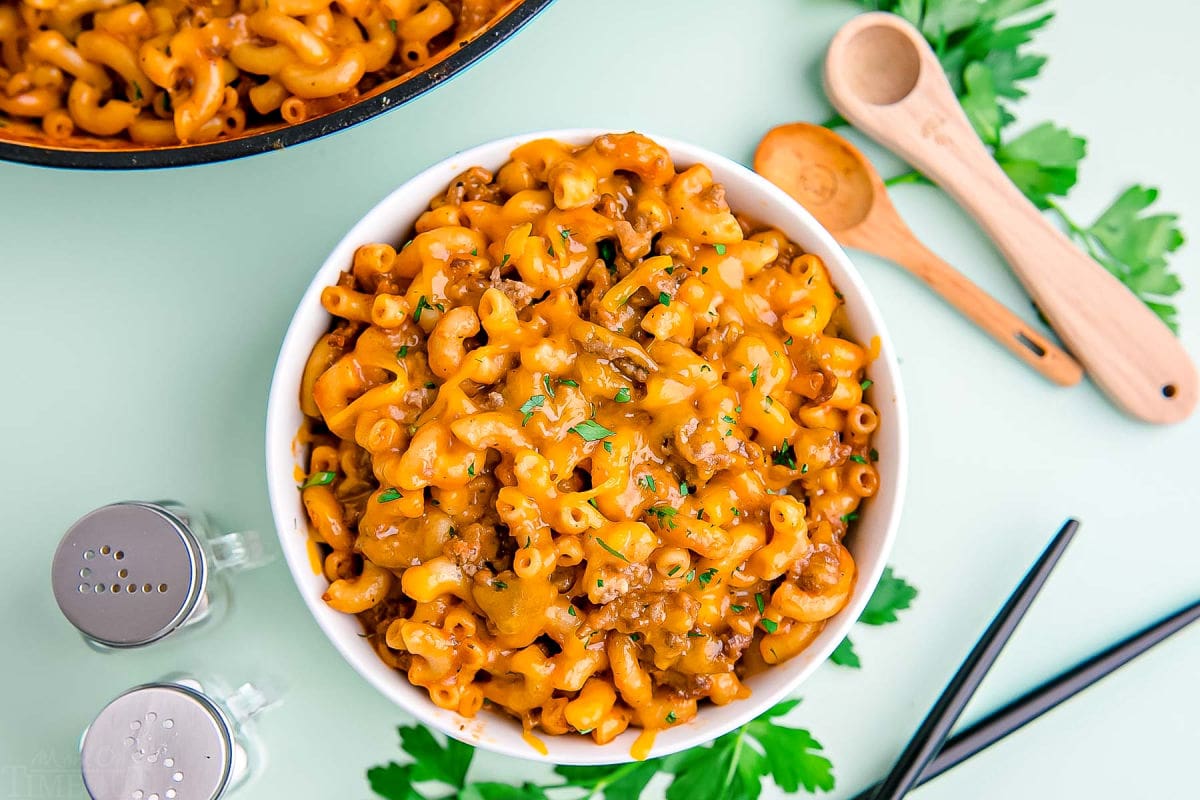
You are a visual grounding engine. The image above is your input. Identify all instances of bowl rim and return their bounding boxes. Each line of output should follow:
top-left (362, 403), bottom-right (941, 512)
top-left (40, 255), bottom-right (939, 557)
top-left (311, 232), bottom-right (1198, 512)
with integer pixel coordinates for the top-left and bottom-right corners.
top-left (0, 0), bottom-right (554, 171)
top-left (265, 127), bottom-right (909, 764)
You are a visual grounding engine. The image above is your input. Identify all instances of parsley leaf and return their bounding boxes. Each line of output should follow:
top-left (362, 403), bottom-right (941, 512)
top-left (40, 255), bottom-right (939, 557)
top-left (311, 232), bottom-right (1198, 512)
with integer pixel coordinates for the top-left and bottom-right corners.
top-left (997, 122), bottom-right (1087, 208)
top-left (658, 291), bottom-right (671, 307)
top-left (542, 375), bottom-right (555, 399)
top-left (554, 762), bottom-right (662, 800)
top-left (518, 395), bottom-right (545, 426)
top-left (860, 567), bottom-right (919, 626)
top-left (593, 536), bottom-right (629, 562)
top-left (665, 700), bottom-right (834, 799)
top-left (568, 419), bottom-right (615, 441)
top-left (648, 505), bottom-right (679, 529)
top-left (829, 637), bottom-right (861, 669)
top-left (378, 488), bottom-right (402, 503)
top-left (401, 726), bottom-right (474, 788)
top-left (714, 243), bottom-right (727, 255)
top-left (614, 387), bottom-right (632, 403)
top-left (301, 471), bottom-right (335, 488)
top-left (1061, 185), bottom-right (1186, 330)
top-left (771, 440), bottom-right (797, 469)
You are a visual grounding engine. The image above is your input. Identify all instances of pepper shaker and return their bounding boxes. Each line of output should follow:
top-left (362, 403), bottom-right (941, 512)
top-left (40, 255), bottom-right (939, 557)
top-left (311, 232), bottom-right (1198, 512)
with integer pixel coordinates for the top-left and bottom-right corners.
top-left (80, 673), bottom-right (275, 799)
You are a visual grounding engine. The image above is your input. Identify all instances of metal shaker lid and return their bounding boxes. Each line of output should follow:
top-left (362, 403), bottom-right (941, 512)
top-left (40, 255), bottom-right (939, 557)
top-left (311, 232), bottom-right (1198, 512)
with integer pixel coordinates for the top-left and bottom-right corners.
top-left (51, 503), bottom-right (206, 648)
top-left (81, 683), bottom-right (233, 800)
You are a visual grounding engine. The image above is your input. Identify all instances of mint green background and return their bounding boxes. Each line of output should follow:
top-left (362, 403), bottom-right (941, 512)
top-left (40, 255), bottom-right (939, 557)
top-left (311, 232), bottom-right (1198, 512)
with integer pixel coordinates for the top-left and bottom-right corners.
top-left (1, 1), bottom-right (1197, 797)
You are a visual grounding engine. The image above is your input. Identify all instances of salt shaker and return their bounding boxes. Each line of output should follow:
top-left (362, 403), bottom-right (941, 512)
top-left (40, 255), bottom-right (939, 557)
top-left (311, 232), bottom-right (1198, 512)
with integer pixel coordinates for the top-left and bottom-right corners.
top-left (80, 673), bottom-right (274, 800)
top-left (51, 501), bottom-right (270, 649)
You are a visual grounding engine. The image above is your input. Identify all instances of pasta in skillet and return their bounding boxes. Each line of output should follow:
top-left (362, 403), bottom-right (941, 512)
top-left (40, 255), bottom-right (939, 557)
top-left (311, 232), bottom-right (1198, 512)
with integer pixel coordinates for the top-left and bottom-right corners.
top-left (298, 132), bottom-right (881, 744)
top-left (0, 0), bottom-right (519, 145)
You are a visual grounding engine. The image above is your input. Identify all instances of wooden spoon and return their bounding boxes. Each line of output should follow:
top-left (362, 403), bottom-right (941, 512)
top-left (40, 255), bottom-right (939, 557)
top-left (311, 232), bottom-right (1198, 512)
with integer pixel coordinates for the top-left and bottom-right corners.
top-left (822, 12), bottom-right (1197, 424)
top-left (755, 122), bottom-right (1082, 386)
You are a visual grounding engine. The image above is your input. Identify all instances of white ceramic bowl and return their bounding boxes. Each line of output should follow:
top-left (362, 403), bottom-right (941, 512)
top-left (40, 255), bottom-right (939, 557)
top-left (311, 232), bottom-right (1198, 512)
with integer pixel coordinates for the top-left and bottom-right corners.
top-left (266, 129), bottom-right (908, 765)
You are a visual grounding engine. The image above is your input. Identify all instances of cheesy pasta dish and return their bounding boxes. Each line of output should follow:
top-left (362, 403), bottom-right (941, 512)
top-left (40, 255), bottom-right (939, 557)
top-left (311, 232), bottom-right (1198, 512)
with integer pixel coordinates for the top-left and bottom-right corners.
top-left (298, 132), bottom-right (881, 744)
top-left (0, 0), bottom-right (518, 146)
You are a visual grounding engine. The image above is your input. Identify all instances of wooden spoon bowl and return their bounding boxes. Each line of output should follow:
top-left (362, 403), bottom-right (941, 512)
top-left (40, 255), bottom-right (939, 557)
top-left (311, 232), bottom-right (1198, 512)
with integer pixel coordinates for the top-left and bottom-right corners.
top-left (756, 122), bottom-right (1083, 386)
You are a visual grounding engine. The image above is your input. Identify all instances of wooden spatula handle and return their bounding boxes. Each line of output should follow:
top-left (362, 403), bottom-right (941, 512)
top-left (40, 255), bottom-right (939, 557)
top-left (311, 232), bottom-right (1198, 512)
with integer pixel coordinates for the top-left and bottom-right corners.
top-left (825, 12), bottom-right (1198, 423)
top-left (857, 227), bottom-right (1084, 386)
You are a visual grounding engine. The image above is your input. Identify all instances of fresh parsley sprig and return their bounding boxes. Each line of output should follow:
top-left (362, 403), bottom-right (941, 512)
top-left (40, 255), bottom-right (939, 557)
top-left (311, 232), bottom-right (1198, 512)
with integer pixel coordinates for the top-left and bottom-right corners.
top-left (829, 566), bottom-right (918, 669)
top-left (844, 0), bottom-right (1186, 330)
top-left (368, 701), bottom-right (834, 800)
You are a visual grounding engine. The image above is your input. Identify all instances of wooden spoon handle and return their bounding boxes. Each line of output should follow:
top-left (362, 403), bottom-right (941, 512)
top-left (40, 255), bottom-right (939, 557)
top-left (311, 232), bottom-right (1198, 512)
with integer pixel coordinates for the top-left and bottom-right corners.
top-left (866, 231), bottom-right (1083, 386)
top-left (824, 12), bottom-right (1198, 423)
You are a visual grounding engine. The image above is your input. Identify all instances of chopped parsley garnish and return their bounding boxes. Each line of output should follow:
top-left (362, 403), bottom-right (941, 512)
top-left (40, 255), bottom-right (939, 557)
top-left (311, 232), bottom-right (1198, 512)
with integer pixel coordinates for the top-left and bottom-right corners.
top-left (567, 606), bottom-right (576, 616)
top-left (467, 461), bottom-right (476, 477)
top-left (714, 244), bottom-right (727, 255)
top-left (679, 482), bottom-right (689, 496)
top-left (697, 568), bottom-right (718, 588)
top-left (755, 593), bottom-right (766, 615)
top-left (841, 512), bottom-right (860, 523)
top-left (849, 455), bottom-right (868, 464)
top-left (492, 580), bottom-right (508, 590)
top-left (602, 441), bottom-right (613, 453)
top-left (424, 381), bottom-right (437, 389)
top-left (500, 253), bottom-right (510, 267)
top-left (587, 497), bottom-right (599, 509)
top-left (772, 440), bottom-right (796, 469)
top-left (700, 364), bottom-right (712, 372)
top-left (658, 291), bottom-right (671, 307)
top-left (784, 336), bottom-right (793, 345)
top-left (569, 419), bottom-right (615, 441)
top-left (547, 243), bottom-right (555, 257)
top-left (378, 488), bottom-right (402, 503)
top-left (639, 475), bottom-right (657, 491)
top-left (614, 387), bottom-right (632, 403)
top-left (801, 463), bottom-right (809, 474)
top-left (701, 266), bottom-right (709, 275)
top-left (668, 564), bottom-right (682, 576)
top-left (648, 505), bottom-right (679, 529)
top-left (388, 17), bottom-right (397, 31)
top-left (861, 378), bottom-right (873, 391)
top-left (870, 448), bottom-right (880, 462)
top-left (761, 619), bottom-right (779, 634)
top-left (594, 537), bottom-right (629, 562)
top-left (412, 295), bottom-right (431, 322)
top-left (686, 630), bottom-right (705, 638)
top-left (665, 711), bottom-right (677, 724)
top-left (559, 379), bottom-right (579, 387)
top-left (560, 228), bottom-right (571, 241)
top-left (731, 604), bottom-right (745, 613)
top-left (749, 366), bottom-right (760, 386)
top-left (471, 248), bottom-right (478, 256)
top-left (543, 375), bottom-right (556, 399)
top-left (722, 414), bottom-right (735, 424)
top-left (596, 239), bottom-right (617, 272)
top-left (685, 569), bottom-right (696, 583)
top-left (301, 471), bottom-right (335, 488)
top-left (397, 345), bottom-right (408, 358)
top-left (731, 507), bottom-right (741, 517)
top-left (596, 579), bottom-right (604, 588)
top-left (519, 394), bottom-right (545, 425)
top-left (132, 82), bottom-right (143, 101)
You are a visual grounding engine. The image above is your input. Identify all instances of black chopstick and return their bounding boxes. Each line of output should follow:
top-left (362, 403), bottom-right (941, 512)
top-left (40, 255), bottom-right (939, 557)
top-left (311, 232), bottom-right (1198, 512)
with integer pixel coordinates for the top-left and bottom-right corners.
top-left (869, 518), bottom-right (1078, 800)
top-left (851, 596), bottom-right (1200, 799)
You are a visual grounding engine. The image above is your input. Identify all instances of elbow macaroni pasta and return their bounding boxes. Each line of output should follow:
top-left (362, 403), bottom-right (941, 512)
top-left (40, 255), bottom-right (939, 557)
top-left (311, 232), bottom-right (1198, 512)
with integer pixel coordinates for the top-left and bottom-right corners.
top-left (0, 0), bottom-right (518, 145)
top-left (298, 132), bottom-right (881, 744)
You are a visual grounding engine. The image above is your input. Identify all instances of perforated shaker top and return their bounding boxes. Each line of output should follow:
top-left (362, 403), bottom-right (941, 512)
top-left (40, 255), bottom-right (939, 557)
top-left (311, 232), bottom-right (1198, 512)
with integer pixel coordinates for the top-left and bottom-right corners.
top-left (81, 683), bottom-right (233, 800)
top-left (51, 503), bottom-right (206, 647)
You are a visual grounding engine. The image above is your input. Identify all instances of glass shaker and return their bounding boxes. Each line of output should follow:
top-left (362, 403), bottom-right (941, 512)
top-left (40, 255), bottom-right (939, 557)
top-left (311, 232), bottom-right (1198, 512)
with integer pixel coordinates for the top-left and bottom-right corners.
top-left (51, 501), bottom-right (270, 649)
top-left (80, 673), bottom-right (275, 800)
